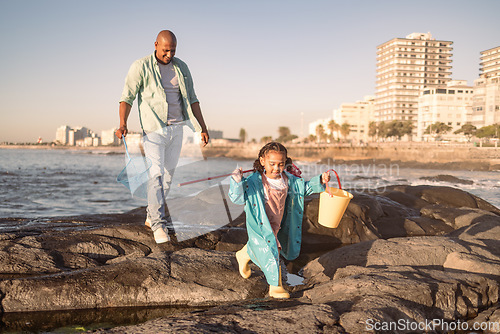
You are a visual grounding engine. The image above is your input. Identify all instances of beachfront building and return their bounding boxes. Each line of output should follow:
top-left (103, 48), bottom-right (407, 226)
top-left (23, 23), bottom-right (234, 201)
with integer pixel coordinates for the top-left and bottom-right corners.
top-left (79, 133), bottom-right (101, 147)
top-left (375, 32), bottom-right (453, 137)
top-left (55, 125), bottom-right (100, 146)
top-left (471, 46), bottom-right (500, 128)
top-left (332, 96), bottom-right (375, 143)
top-left (416, 80), bottom-right (473, 142)
top-left (55, 125), bottom-right (71, 145)
top-left (101, 128), bottom-right (119, 146)
top-left (68, 127), bottom-right (92, 146)
top-left (480, 46), bottom-right (500, 79)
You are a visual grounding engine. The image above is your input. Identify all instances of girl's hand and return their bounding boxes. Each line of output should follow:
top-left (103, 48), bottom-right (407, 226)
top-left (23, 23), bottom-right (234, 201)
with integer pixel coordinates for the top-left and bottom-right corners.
top-left (232, 167), bottom-right (243, 183)
top-left (321, 171), bottom-right (331, 184)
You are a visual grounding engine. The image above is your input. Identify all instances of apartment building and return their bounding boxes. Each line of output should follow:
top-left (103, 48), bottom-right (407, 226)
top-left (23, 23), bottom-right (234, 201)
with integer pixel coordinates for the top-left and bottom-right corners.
top-left (375, 32), bottom-right (453, 134)
top-left (471, 46), bottom-right (500, 127)
top-left (55, 125), bottom-right (71, 145)
top-left (333, 96), bottom-right (375, 143)
top-left (480, 46), bottom-right (500, 79)
top-left (55, 125), bottom-right (97, 146)
top-left (101, 128), bottom-right (119, 146)
top-left (417, 80), bottom-right (473, 141)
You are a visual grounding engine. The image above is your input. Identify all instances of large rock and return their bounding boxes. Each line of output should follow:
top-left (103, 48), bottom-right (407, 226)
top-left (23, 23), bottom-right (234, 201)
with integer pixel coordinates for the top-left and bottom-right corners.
top-left (305, 266), bottom-right (499, 333)
top-left (89, 217), bottom-right (500, 334)
top-left (0, 248), bottom-right (267, 312)
top-left (298, 218), bottom-right (500, 333)
top-left (300, 185), bottom-right (500, 254)
top-left (301, 236), bottom-right (471, 285)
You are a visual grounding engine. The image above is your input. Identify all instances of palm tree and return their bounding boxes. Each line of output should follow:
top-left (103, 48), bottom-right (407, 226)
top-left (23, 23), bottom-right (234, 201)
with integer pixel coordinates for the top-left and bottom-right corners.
top-left (340, 123), bottom-right (350, 141)
top-left (327, 120), bottom-right (340, 142)
top-left (315, 124), bottom-right (325, 143)
top-left (307, 134), bottom-right (317, 143)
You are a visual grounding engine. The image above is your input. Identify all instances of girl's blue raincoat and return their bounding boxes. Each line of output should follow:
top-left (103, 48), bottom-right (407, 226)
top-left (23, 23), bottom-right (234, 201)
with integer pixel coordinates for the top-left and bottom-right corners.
top-left (229, 171), bottom-right (325, 286)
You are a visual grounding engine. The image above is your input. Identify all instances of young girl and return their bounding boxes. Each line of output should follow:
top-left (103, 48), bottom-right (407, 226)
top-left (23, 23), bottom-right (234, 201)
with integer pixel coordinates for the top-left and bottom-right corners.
top-left (228, 142), bottom-right (330, 298)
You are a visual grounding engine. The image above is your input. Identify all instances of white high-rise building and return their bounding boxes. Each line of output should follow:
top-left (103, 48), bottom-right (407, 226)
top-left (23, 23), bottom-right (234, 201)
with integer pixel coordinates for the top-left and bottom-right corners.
top-left (480, 46), bottom-right (500, 79)
top-left (55, 125), bottom-right (71, 145)
top-left (471, 46), bottom-right (500, 127)
top-left (417, 80), bottom-right (473, 141)
top-left (333, 96), bottom-right (375, 143)
top-left (375, 32), bottom-right (453, 134)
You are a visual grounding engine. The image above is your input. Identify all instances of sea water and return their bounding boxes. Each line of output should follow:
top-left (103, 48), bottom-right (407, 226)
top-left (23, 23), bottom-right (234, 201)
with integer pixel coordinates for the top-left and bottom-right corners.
top-left (0, 148), bottom-right (238, 218)
top-left (1, 148), bottom-right (500, 220)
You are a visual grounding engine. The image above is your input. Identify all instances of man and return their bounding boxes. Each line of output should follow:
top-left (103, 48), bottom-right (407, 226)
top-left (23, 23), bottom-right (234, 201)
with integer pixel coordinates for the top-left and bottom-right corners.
top-left (116, 30), bottom-right (209, 244)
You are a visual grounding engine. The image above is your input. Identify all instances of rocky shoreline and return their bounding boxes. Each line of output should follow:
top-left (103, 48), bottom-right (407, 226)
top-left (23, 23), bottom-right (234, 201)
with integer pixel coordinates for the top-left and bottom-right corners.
top-left (1, 184), bottom-right (499, 333)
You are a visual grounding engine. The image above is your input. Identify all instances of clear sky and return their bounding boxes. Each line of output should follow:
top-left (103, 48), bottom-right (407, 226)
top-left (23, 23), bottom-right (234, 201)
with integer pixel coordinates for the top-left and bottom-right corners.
top-left (1, 0), bottom-right (499, 143)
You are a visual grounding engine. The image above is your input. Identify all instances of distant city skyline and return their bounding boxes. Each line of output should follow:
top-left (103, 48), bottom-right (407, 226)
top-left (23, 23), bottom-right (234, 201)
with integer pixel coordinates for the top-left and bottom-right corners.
top-left (1, 0), bottom-right (499, 143)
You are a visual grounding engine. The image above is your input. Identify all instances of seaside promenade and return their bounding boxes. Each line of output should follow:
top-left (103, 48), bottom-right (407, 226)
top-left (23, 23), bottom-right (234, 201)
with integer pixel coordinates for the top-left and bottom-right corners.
top-left (3, 142), bottom-right (500, 170)
top-left (201, 142), bottom-right (500, 171)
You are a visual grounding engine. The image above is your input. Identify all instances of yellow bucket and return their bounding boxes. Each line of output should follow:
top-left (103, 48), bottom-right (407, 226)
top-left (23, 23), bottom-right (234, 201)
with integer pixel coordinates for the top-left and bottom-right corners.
top-left (318, 169), bottom-right (353, 228)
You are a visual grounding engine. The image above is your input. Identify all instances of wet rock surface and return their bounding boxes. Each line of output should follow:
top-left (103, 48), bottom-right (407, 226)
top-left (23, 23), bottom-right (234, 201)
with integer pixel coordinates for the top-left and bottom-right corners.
top-left (91, 301), bottom-right (342, 334)
top-left (0, 184), bottom-right (499, 333)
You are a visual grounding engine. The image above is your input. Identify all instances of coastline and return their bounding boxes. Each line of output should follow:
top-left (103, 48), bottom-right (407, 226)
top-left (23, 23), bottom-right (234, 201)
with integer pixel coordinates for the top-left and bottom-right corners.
top-left (2, 142), bottom-right (500, 171)
top-left (0, 144), bottom-right (123, 152)
top-left (200, 142), bottom-right (500, 171)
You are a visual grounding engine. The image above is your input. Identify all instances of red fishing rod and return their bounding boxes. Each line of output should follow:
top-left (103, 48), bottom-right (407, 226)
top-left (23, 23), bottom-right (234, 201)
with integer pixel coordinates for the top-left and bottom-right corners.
top-left (178, 169), bottom-right (254, 187)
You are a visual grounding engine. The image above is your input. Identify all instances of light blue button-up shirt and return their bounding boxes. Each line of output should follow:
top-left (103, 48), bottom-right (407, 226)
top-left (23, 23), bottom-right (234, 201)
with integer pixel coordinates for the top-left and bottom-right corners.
top-left (120, 53), bottom-right (201, 133)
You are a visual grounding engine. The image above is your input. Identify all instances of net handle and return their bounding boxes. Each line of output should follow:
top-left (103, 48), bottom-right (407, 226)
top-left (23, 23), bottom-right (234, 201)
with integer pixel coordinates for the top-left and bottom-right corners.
top-left (122, 135), bottom-right (131, 161)
top-left (325, 169), bottom-right (342, 194)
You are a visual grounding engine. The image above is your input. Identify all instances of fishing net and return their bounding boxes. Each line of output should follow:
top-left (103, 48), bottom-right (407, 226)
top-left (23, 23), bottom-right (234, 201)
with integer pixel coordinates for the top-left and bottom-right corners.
top-left (116, 136), bottom-right (151, 199)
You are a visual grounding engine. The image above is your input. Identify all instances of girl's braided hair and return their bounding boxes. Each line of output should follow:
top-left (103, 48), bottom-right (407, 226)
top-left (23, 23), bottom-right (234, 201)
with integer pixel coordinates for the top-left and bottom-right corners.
top-left (253, 141), bottom-right (293, 173)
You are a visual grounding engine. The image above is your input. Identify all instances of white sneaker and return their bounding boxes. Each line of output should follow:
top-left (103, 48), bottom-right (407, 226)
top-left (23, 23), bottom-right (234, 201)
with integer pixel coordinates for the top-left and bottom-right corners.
top-left (153, 227), bottom-right (170, 244)
top-left (145, 219), bottom-right (151, 229)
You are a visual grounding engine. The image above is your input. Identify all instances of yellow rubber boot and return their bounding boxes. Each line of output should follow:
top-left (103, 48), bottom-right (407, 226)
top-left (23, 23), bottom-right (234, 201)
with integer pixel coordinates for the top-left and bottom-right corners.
top-left (236, 245), bottom-right (251, 279)
top-left (269, 266), bottom-right (290, 299)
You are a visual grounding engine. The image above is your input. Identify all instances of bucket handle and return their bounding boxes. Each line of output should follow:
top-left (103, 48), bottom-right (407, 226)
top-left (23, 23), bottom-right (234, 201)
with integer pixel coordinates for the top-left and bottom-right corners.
top-left (122, 135), bottom-right (131, 161)
top-left (325, 169), bottom-right (342, 195)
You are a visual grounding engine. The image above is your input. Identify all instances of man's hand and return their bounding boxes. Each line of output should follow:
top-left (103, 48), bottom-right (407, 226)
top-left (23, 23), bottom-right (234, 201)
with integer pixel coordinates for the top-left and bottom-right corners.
top-left (200, 131), bottom-right (209, 147)
top-left (115, 125), bottom-right (128, 139)
top-left (191, 102), bottom-right (209, 147)
top-left (116, 102), bottom-right (131, 139)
